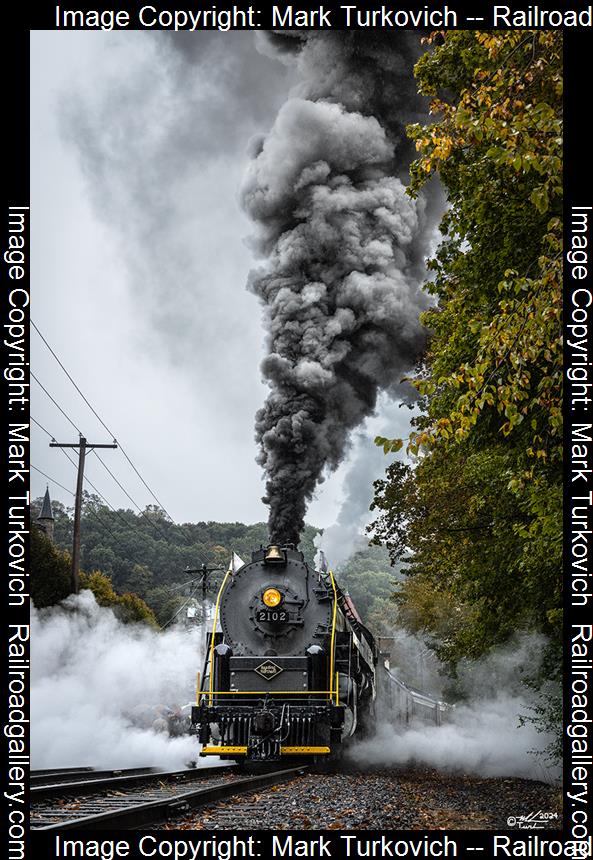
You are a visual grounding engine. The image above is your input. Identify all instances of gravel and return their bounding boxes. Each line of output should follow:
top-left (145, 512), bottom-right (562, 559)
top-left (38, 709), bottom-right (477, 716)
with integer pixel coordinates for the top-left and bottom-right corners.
top-left (167, 765), bottom-right (562, 830)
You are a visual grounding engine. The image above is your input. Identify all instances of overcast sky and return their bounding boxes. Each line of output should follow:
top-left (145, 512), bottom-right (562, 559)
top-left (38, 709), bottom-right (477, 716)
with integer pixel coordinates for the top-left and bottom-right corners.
top-left (31, 31), bottom-right (412, 530)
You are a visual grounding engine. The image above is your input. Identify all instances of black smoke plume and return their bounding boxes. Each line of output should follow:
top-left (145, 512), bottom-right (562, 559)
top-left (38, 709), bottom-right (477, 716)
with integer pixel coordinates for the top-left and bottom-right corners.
top-left (242, 33), bottom-right (434, 545)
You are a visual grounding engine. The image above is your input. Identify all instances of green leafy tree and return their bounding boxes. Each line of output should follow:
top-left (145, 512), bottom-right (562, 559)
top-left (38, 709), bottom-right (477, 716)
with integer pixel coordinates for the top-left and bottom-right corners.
top-left (117, 592), bottom-right (160, 628)
top-left (125, 564), bottom-right (155, 597)
top-left (144, 586), bottom-right (188, 628)
top-left (337, 545), bottom-right (399, 621)
top-left (365, 597), bottom-right (399, 637)
top-left (370, 31), bottom-right (562, 756)
top-left (31, 527), bottom-right (72, 607)
top-left (40, 491), bottom-right (322, 620)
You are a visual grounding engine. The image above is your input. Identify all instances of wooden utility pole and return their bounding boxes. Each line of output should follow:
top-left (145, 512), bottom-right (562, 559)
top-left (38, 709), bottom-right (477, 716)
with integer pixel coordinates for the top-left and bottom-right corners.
top-left (49, 435), bottom-right (118, 594)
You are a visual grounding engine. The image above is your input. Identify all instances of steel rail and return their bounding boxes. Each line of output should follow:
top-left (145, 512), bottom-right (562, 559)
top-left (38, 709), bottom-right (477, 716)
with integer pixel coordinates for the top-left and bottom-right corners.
top-left (31, 766), bottom-right (158, 788)
top-left (31, 765), bottom-right (234, 799)
top-left (32, 766), bottom-right (307, 831)
top-left (30, 767), bottom-right (94, 778)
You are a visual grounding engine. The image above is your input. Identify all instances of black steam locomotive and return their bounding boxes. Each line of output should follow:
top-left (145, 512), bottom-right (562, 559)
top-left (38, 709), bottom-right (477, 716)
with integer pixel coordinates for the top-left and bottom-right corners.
top-left (192, 544), bottom-right (378, 762)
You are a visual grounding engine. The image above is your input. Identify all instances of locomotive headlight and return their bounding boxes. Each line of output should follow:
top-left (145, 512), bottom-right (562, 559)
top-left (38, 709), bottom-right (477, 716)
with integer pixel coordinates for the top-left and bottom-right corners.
top-left (262, 587), bottom-right (283, 608)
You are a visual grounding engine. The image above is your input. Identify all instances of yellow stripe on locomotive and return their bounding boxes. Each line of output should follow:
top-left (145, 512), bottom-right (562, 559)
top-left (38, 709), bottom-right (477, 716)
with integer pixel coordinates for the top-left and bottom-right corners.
top-left (192, 545), bottom-right (378, 762)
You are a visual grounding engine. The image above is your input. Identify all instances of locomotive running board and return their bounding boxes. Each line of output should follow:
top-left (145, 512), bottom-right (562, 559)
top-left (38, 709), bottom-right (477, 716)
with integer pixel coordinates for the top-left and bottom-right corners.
top-left (280, 746), bottom-right (330, 754)
top-left (201, 746), bottom-right (247, 754)
top-left (201, 745), bottom-right (330, 756)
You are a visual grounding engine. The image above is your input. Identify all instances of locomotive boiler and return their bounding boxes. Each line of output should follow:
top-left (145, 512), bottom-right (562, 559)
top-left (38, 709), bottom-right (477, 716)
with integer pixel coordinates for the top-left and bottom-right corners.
top-left (192, 544), bottom-right (378, 762)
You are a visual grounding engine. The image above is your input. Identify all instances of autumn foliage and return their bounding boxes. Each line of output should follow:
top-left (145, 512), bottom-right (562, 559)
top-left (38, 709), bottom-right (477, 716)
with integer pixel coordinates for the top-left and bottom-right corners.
top-left (370, 31), bottom-right (562, 750)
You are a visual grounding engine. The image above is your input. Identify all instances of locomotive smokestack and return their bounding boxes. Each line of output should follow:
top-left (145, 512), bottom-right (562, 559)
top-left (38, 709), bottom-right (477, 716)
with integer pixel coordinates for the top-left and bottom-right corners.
top-left (243, 33), bottom-right (436, 546)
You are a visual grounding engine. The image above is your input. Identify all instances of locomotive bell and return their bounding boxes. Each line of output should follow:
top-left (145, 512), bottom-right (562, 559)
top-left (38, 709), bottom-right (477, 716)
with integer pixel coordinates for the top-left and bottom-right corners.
top-left (264, 544), bottom-right (285, 564)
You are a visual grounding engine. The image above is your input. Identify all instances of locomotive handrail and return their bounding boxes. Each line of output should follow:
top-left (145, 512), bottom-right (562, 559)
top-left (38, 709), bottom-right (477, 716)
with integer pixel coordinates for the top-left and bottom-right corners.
top-left (208, 567), bottom-right (232, 705)
top-left (198, 690), bottom-right (334, 697)
top-left (206, 563), bottom-right (339, 706)
top-left (194, 549), bottom-right (380, 759)
top-left (328, 569), bottom-right (339, 704)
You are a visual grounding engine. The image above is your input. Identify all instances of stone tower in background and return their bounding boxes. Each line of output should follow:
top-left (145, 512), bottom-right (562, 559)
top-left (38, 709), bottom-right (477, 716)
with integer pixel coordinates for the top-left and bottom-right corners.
top-left (36, 486), bottom-right (55, 543)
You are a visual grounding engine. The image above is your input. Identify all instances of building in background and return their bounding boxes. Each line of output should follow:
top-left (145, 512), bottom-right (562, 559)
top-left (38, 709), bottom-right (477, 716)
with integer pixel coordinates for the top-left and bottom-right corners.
top-left (36, 486), bottom-right (55, 543)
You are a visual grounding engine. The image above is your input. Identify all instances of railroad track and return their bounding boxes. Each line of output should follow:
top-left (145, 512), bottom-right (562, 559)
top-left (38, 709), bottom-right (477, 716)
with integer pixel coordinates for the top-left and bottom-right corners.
top-left (32, 767), bottom-right (94, 777)
top-left (31, 765), bottom-right (307, 830)
top-left (31, 766), bottom-right (160, 790)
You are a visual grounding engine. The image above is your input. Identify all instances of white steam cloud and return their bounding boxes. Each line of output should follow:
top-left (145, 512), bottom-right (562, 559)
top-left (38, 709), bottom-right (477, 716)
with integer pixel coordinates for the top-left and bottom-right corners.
top-left (31, 591), bottom-right (203, 770)
top-left (354, 633), bottom-right (560, 783)
top-left (354, 700), bottom-right (557, 781)
top-left (314, 396), bottom-right (416, 570)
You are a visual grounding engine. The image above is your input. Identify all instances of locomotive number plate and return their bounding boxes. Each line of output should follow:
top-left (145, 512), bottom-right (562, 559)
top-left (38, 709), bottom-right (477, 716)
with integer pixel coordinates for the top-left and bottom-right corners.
top-left (256, 609), bottom-right (288, 623)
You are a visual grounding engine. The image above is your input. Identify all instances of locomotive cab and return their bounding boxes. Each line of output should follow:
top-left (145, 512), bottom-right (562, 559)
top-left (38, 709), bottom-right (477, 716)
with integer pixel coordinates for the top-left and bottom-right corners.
top-left (192, 545), bottom-right (377, 762)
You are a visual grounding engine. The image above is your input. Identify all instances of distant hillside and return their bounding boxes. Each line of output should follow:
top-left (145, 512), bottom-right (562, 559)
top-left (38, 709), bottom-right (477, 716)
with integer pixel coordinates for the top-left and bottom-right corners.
top-left (31, 493), bottom-right (398, 629)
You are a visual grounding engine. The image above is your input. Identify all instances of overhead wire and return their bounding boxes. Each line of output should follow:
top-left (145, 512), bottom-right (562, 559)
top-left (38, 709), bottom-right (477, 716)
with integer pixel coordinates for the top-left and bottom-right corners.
top-left (32, 319), bottom-right (199, 547)
top-left (161, 581), bottom-right (201, 629)
top-left (31, 372), bottom-right (82, 435)
top-left (33, 426), bottom-right (206, 627)
top-left (32, 323), bottom-right (206, 565)
top-left (168, 577), bottom-right (201, 593)
top-left (31, 464), bottom-right (74, 497)
top-left (91, 450), bottom-right (176, 544)
top-left (33, 400), bottom-right (179, 543)
top-left (33, 414), bottom-right (171, 549)
top-left (32, 414), bottom-right (198, 592)
top-left (33, 414), bottom-right (127, 526)
top-left (31, 460), bottom-right (147, 569)
top-left (31, 415), bottom-right (57, 440)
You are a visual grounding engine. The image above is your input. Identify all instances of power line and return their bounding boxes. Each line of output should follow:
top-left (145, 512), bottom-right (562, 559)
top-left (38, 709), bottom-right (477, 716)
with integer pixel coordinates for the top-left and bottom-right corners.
top-left (35, 423), bottom-right (145, 531)
top-left (32, 325), bottom-right (205, 558)
top-left (31, 462), bottom-right (146, 568)
top-left (31, 372), bottom-right (83, 435)
top-left (31, 464), bottom-right (74, 496)
top-left (33, 419), bottom-right (202, 615)
top-left (31, 416), bottom-right (56, 440)
top-left (33, 414), bottom-right (191, 553)
top-left (35, 402), bottom-right (171, 544)
top-left (169, 577), bottom-right (201, 593)
top-left (41, 451), bottom-right (160, 573)
top-left (63, 450), bottom-right (156, 539)
top-left (32, 320), bottom-right (108, 427)
top-left (161, 582), bottom-right (200, 629)
top-left (30, 470), bottom-right (191, 624)
top-left (34, 415), bottom-right (160, 537)
top-left (32, 320), bottom-right (184, 524)
top-left (91, 450), bottom-right (177, 544)
top-left (32, 322), bottom-right (204, 552)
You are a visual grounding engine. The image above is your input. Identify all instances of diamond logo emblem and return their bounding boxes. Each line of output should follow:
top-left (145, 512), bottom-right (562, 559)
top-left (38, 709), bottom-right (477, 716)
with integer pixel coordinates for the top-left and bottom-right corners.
top-left (254, 660), bottom-right (283, 681)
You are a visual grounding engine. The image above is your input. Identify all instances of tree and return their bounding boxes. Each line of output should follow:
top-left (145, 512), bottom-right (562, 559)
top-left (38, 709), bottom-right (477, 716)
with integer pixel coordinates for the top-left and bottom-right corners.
top-left (43, 491), bottom-right (323, 620)
top-left (370, 31), bottom-right (562, 754)
top-left (80, 570), bottom-right (159, 628)
top-left (336, 545), bottom-right (399, 621)
top-left (117, 592), bottom-right (160, 628)
top-left (406, 31), bottom-right (562, 462)
top-left (31, 527), bottom-right (72, 607)
top-left (144, 586), bottom-right (188, 628)
top-left (80, 569), bottom-right (119, 604)
top-left (125, 563), bottom-right (154, 597)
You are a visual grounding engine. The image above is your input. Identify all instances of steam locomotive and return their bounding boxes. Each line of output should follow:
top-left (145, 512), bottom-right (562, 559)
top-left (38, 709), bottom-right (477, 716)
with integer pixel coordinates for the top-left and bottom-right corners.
top-left (192, 544), bottom-right (378, 762)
